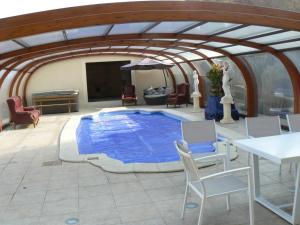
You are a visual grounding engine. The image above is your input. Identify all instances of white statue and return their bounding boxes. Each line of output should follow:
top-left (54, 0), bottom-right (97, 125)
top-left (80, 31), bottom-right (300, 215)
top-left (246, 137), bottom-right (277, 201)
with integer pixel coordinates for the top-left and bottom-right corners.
top-left (193, 70), bottom-right (200, 94)
top-left (220, 61), bottom-right (234, 123)
top-left (221, 61), bottom-right (233, 100)
top-left (191, 70), bottom-right (201, 112)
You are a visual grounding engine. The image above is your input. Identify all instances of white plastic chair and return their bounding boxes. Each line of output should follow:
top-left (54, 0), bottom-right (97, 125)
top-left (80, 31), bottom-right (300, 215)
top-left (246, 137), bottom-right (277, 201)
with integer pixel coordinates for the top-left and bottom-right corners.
top-left (245, 116), bottom-right (282, 172)
top-left (287, 114), bottom-right (300, 133)
top-left (245, 116), bottom-right (281, 138)
top-left (181, 120), bottom-right (230, 163)
top-left (286, 114), bottom-right (300, 175)
top-left (174, 141), bottom-right (254, 225)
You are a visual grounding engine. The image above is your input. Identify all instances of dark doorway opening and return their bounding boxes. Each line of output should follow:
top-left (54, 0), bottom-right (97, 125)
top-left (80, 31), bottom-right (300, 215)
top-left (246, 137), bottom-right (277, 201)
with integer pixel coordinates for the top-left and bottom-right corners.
top-left (86, 61), bottom-right (131, 102)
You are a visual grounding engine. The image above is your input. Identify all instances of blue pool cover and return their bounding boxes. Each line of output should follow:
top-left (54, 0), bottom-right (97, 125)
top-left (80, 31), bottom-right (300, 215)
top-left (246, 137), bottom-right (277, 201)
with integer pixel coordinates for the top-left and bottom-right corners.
top-left (76, 110), bottom-right (216, 163)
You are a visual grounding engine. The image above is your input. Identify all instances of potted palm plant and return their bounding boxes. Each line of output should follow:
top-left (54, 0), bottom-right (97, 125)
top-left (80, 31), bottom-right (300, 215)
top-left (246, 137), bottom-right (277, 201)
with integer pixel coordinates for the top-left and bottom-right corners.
top-left (207, 64), bottom-right (223, 97)
top-left (205, 64), bottom-right (224, 120)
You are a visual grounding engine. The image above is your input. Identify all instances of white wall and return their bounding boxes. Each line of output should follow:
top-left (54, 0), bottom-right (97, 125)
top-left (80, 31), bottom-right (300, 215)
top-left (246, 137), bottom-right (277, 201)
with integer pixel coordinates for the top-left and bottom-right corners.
top-left (26, 55), bottom-right (173, 107)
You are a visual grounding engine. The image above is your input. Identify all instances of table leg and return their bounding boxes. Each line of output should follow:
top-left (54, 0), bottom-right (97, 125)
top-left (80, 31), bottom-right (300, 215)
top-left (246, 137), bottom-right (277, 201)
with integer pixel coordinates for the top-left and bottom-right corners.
top-left (292, 165), bottom-right (300, 224)
top-left (252, 154), bottom-right (261, 198)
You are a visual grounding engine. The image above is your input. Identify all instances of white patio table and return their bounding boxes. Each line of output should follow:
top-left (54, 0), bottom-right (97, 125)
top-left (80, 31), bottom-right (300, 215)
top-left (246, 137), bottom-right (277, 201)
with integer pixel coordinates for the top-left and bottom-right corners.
top-left (234, 132), bottom-right (300, 225)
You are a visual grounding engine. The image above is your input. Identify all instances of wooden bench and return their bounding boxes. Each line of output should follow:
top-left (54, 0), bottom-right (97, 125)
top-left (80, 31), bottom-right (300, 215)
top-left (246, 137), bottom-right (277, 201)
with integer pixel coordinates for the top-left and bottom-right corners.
top-left (32, 93), bottom-right (79, 114)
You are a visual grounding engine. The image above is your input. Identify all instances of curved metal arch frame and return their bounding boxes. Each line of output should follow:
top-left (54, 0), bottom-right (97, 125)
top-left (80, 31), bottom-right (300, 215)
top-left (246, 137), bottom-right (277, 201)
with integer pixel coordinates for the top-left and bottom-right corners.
top-left (1, 1), bottom-right (300, 42)
top-left (4, 45), bottom-right (189, 90)
top-left (4, 40), bottom-right (255, 114)
top-left (0, 2), bottom-right (299, 114)
top-left (15, 47), bottom-right (255, 115)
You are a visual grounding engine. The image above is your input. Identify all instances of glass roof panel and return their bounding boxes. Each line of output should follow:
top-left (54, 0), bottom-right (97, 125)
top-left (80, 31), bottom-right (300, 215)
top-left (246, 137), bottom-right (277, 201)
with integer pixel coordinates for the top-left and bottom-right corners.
top-left (173, 57), bottom-right (184, 62)
top-left (184, 22), bottom-right (240, 35)
top-left (222, 45), bottom-right (258, 54)
top-left (163, 49), bottom-right (183, 54)
top-left (179, 52), bottom-right (201, 60)
top-left (152, 38), bottom-right (178, 41)
top-left (110, 46), bottom-right (128, 49)
top-left (204, 42), bottom-right (231, 47)
top-left (143, 53), bottom-right (158, 57)
top-left (197, 50), bottom-right (219, 58)
top-left (0, 40), bottom-right (23, 53)
top-left (196, 49), bottom-right (222, 57)
top-left (91, 46), bottom-right (110, 50)
top-left (218, 25), bottom-right (280, 39)
top-left (156, 56), bottom-right (167, 60)
top-left (271, 41), bottom-right (300, 50)
top-left (18, 31), bottom-right (65, 46)
top-left (250, 31), bottom-right (300, 44)
top-left (179, 39), bottom-right (205, 44)
top-left (66, 25), bottom-right (110, 39)
top-left (163, 59), bottom-right (173, 64)
top-left (147, 21), bottom-right (198, 33)
top-left (147, 47), bottom-right (166, 51)
top-left (179, 46), bottom-right (197, 49)
top-left (128, 46), bottom-right (147, 49)
top-left (109, 22), bottom-right (152, 35)
top-left (15, 60), bottom-right (34, 70)
top-left (165, 54), bottom-right (175, 58)
top-left (71, 48), bottom-right (90, 53)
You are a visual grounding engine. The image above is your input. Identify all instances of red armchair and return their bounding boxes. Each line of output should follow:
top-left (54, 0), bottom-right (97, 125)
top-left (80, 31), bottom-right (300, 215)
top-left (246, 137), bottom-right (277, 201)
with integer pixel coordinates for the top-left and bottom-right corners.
top-left (166, 83), bottom-right (190, 108)
top-left (7, 96), bottom-right (40, 128)
top-left (122, 85), bottom-right (137, 106)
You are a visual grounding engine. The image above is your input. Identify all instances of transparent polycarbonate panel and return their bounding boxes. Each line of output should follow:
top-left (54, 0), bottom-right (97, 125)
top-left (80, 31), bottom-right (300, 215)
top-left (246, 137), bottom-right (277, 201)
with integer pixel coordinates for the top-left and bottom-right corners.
top-left (109, 22), bottom-right (152, 35)
top-left (66, 25), bottom-right (110, 39)
top-left (0, 40), bottom-right (23, 53)
top-left (271, 41), bottom-right (300, 50)
top-left (192, 60), bottom-right (212, 103)
top-left (127, 52), bottom-right (143, 55)
top-left (242, 53), bottom-right (293, 115)
top-left (110, 46), bottom-right (128, 49)
top-left (223, 45), bottom-right (258, 54)
top-left (128, 46), bottom-right (147, 49)
top-left (179, 39), bottom-right (205, 44)
top-left (163, 49), bottom-right (183, 54)
top-left (218, 25), bottom-right (280, 39)
top-left (197, 49), bottom-right (222, 57)
top-left (163, 59), bottom-right (173, 64)
top-left (147, 47), bottom-right (166, 51)
top-left (179, 52), bottom-right (201, 60)
top-left (143, 53), bottom-right (158, 57)
top-left (250, 31), bottom-right (300, 44)
top-left (15, 60), bottom-right (34, 70)
top-left (91, 46), bottom-right (110, 50)
top-left (180, 63), bottom-right (194, 94)
top-left (156, 56), bottom-right (167, 60)
top-left (173, 57), bottom-right (184, 63)
top-left (0, 70), bottom-right (16, 120)
top-left (152, 39), bottom-right (178, 41)
top-left (147, 21), bottom-right (198, 33)
top-left (18, 31), bottom-right (65, 46)
top-left (165, 54), bottom-right (175, 58)
top-left (171, 65), bottom-right (185, 83)
top-left (204, 42), bottom-right (231, 48)
top-left (285, 50), bottom-right (300, 74)
top-left (71, 48), bottom-right (90, 53)
top-left (185, 22), bottom-right (240, 35)
top-left (179, 46), bottom-right (196, 49)
top-left (212, 57), bottom-right (247, 114)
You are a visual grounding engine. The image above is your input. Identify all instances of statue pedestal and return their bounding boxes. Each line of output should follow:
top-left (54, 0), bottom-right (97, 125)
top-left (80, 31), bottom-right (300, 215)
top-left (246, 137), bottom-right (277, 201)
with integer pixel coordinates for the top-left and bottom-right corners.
top-left (220, 96), bottom-right (234, 124)
top-left (191, 92), bottom-right (201, 112)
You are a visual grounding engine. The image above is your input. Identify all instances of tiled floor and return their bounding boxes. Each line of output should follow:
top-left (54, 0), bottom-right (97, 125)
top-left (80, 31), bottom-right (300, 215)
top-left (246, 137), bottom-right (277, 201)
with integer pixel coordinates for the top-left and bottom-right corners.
top-left (0, 106), bottom-right (294, 225)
